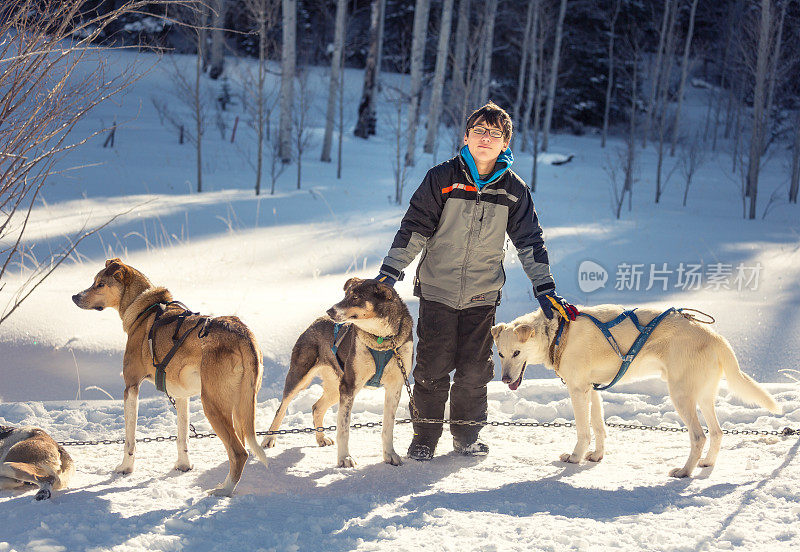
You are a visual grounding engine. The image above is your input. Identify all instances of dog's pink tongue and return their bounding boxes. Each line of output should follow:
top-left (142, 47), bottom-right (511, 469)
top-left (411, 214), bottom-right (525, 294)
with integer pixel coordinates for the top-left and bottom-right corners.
top-left (508, 378), bottom-right (521, 391)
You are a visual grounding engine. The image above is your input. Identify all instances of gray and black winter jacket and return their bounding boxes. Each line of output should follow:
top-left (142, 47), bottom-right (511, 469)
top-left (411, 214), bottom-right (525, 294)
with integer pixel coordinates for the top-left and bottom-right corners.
top-left (379, 150), bottom-right (555, 310)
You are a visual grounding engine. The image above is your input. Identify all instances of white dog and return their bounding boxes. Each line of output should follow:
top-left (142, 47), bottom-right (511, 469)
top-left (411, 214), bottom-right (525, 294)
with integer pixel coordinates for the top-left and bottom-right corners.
top-left (491, 305), bottom-right (781, 477)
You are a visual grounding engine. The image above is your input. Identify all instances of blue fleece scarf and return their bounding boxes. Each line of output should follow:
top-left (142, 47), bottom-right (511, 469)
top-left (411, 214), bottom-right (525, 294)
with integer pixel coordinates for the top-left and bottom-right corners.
top-left (460, 145), bottom-right (514, 189)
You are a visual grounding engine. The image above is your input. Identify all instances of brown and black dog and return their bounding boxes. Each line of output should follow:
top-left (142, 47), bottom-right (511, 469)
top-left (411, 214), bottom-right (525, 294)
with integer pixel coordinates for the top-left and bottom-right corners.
top-left (72, 259), bottom-right (268, 496)
top-left (1, 425), bottom-right (74, 501)
top-left (263, 278), bottom-right (413, 468)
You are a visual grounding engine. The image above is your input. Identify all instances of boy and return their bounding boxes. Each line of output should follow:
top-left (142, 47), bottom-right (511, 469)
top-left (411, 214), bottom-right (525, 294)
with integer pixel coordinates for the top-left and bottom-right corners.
top-left (376, 102), bottom-right (576, 460)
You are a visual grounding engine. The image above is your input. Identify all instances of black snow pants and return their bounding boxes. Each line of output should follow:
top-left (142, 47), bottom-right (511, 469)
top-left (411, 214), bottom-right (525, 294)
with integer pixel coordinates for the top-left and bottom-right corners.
top-left (411, 297), bottom-right (496, 446)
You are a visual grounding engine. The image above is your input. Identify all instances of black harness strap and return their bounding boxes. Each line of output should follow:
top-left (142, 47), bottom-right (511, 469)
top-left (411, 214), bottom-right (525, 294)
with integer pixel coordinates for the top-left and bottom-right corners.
top-left (146, 301), bottom-right (211, 394)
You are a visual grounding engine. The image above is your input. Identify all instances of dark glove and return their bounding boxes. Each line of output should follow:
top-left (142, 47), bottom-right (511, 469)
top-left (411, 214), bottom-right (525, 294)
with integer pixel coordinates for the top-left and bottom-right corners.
top-left (537, 292), bottom-right (578, 321)
top-left (375, 274), bottom-right (396, 287)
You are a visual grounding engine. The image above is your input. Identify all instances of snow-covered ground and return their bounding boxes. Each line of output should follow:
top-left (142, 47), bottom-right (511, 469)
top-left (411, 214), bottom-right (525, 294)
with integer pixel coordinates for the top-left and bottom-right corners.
top-left (1, 51), bottom-right (799, 551)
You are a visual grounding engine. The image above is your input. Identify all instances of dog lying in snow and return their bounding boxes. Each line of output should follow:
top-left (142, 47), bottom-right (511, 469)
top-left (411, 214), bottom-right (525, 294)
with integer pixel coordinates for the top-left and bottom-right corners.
top-left (72, 258), bottom-right (269, 496)
top-left (263, 277), bottom-right (413, 468)
top-left (0, 425), bottom-right (74, 500)
top-left (491, 304), bottom-right (781, 477)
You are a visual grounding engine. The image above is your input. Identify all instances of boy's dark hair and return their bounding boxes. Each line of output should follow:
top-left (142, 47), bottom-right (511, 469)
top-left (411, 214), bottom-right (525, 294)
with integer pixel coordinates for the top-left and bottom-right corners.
top-left (465, 102), bottom-right (513, 141)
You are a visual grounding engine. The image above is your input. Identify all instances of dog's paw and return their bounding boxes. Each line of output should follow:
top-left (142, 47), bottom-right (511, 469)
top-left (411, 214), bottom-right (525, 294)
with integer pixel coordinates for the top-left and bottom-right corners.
top-left (698, 459), bottom-right (715, 468)
top-left (34, 488), bottom-right (51, 501)
top-left (384, 451), bottom-right (403, 466)
top-left (174, 461), bottom-right (193, 472)
top-left (559, 453), bottom-right (581, 464)
top-left (337, 456), bottom-right (357, 468)
top-left (207, 485), bottom-right (233, 497)
top-left (262, 436), bottom-right (277, 448)
top-left (669, 467), bottom-right (691, 478)
top-left (585, 450), bottom-right (604, 462)
top-left (114, 463), bottom-right (134, 474)
top-left (316, 436), bottom-right (334, 447)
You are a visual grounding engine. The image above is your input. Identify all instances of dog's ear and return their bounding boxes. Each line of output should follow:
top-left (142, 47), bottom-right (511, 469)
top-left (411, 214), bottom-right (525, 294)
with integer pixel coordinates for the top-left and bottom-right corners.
top-left (513, 324), bottom-right (534, 342)
top-left (103, 260), bottom-right (126, 283)
top-left (375, 282), bottom-right (394, 301)
top-left (343, 277), bottom-right (362, 292)
top-left (490, 324), bottom-right (504, 341)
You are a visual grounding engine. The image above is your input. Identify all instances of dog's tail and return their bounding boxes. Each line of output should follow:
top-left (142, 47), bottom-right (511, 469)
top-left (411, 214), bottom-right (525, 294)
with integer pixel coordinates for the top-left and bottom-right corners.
top-left (54, 444), bottom-right (75, 490)
top-left (716, 334), bottom-right (781, 415)
top-left (236, 337), bottom-right (270, 469)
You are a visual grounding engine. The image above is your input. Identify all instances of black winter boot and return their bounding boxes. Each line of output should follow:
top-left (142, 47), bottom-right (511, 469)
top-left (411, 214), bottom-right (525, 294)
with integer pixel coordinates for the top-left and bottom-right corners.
top-left (453, 438), bottom-right (489, 456)
top-left (407, 437), bottom-right (436, 461)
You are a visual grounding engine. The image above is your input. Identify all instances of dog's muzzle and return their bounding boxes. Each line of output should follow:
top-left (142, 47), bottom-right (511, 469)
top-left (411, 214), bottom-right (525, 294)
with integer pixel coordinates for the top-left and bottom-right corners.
top-left (503, 362), bottom-right (527, 391)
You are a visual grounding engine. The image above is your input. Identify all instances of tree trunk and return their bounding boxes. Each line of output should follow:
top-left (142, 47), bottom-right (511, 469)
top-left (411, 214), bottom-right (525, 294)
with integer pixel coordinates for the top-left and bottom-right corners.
top-left (195, 45), bottom-right (203, 193)
top-left (529, 4), bottom-right (545, 192)
top-left (763, 0), bottom-right (786, 154)
top-left (601, 0), bottom-right (621, 148)
top-left (354, 0), bottom-right (385, 139)
top-left (746, 0), bottom-right (772, 219)
top-left (791, 110), bottom-right (800, 203)
top-left (669, 0), bottom-right (698, 156)
top-left (643, 0), bottom-right (672, 148)
top-left (423, 0), bottom-right (454, 154)
top-left (279, 0), bottom-right (296, 163)
top-left (321, 0), bottom-right (347, 163)
top-left (510, 0), bottom-right (534, 151)
top-left (541, 0), bottom-right (567, 152)
top-left (255, 3), bottom-right (267, 195)
top-left (520, 0), bottom-right (540, 153)
top-left (477, 0), bottom-right (498, 105)
top-left (208, 0), bottom-right (226, 79)
top-left (450, 0), bottom-right (470, 147)
top-left (404, 0), bottom-right (431, 167)
top-left (654, 2), bottom-right (677, 203)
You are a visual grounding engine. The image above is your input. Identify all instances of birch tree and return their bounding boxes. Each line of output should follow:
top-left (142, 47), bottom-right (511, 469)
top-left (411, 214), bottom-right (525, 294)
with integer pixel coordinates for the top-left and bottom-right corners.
top-left (643, 0), bottom-right (672, 148)
top-left (520, 0), bottom-right (542, 155)
top-left (208, 0), bottom-right (227, 79)
top-left (476, 0), bottom-right (498, 106)
top-left (669, 0), bottom-right (699, 156)
top-left (404, 0), bottom-right (431, 167)
top-left (423, 0), bottom-right (454, 155)
top-left (510, 0), bottom-right (535, 151)
top-left (791, 109), bottom-right (800, 203)
top-left (354, 0), bottom-right (386, 139)
top-left (654, 0), bottom-right (677, 203)
top-left (541, 0), bottom-right (568, 152)
top-left (279, 0), bottom-right (296, 163)
top-left (601, 0), bottom-right (621, 148)
top-left (449, 0), bottom-right (471, 148)
top-left (321, 0), bottom-right (347, 163)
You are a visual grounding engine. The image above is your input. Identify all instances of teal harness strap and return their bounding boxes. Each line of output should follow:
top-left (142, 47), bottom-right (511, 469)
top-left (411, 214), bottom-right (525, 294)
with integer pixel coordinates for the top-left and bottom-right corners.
top-left (332, 323), bottom-right (394, 389)
top-left (584, 307), bottom-right (678, 391)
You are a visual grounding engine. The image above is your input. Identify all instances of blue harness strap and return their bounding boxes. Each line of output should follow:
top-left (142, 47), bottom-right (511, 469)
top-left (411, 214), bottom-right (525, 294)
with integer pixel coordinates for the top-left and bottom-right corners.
top-left (579, 307), bottom-right (677, 391)
top-left (332, 323), bottom-right (394, 389)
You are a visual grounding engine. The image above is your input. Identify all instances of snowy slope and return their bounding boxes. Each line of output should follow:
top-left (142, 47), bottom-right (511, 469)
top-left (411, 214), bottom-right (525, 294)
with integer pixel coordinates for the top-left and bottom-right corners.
top-left (1, 50), bottom-right (800, 551)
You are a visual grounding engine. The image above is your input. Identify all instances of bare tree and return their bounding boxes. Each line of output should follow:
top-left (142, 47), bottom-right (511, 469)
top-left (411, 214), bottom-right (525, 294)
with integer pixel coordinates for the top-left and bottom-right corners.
top-left (679, 131), bottom-right (707, 206)
top-left (278, 0), bottom-right (296, 163)
top-left (423, 0), bottom-right (454, 156)
top-left (520, 0), bottom-right (544, 155)
top-left (320, 0), bottom-right (347, 163)
top-left (208, 0), bottom-right (227, 79)
top-left (541, 0), bottom-right (567, 152)
top-left (354, 0), bottom-right (386, 139)
top-left (386, 86), bottom-right (411, 204)
top-left (476, 0), bottom-right (498, 106)
top-left (293, 66), bottom-right (315, 189)
top-left (242, 0), bottom-right (279, 195)
top-left (791, 109), bottom-right (800, 203)
top-left (601, 0), bottom-right (621, 148)
top-left (0, 0), bottom-right (196, 326)
top-left (510, 0), bottom-right (535, 152)
top-left (404, 0), bottom-right (431, 167)
top-left (654, 0), bottom-right (678, 203)
top-left (643, 0), bottom-right (673, 149)
top-left (669, 0), bottom-right (699, 156)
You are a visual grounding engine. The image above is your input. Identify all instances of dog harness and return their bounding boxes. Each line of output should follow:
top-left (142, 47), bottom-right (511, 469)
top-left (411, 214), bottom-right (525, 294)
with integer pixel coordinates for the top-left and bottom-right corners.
top-left (553, 307), bottom-right (679, 391)
top-left (332, 323), bottom-right (394, 389)
top-left (133, 301), bottom-right (211, 394)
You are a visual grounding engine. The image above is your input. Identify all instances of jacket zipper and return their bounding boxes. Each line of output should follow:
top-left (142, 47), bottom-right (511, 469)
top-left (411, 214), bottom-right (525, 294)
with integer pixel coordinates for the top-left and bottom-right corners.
top-left (459, 191), bottom-right (481, 308)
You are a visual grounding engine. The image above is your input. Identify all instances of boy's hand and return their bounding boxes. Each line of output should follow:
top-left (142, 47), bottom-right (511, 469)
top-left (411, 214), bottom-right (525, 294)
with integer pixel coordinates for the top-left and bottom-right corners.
top-left (375, 274), bottom-right (396, 287)
top-left (537, 292), bottom-right (578, 321)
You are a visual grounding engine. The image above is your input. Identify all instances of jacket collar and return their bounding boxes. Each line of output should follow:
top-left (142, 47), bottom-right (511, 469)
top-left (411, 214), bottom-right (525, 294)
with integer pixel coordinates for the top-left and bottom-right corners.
top-left (459, 145), bottom-right (513, 189)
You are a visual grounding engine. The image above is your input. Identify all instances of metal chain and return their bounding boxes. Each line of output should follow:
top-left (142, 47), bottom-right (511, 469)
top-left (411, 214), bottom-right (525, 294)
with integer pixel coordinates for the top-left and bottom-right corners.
top-left (391, 339), bottom-right (419, 419)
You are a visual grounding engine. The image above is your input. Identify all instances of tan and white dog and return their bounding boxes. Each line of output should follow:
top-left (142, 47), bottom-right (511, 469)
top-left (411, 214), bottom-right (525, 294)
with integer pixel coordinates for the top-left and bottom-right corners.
top-left (491, 305), bottom-right (781, 477)
top-left (263, 278), bottom-right (413, 468)
top-left (1, 425), bottom-right (74, 500)
top-left (72, 259), bottom-right (269, 496)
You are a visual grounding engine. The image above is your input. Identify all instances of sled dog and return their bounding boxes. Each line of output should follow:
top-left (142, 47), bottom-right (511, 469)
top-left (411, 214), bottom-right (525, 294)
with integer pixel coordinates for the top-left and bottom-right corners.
top-left (491, 305), bottom-right (781, 477)
top-left (263, 277), bottom-right (413, 468)
top-left (0, 425), bottom-right (74, 500)
top-left (72, 259), bottom-right (269, 496)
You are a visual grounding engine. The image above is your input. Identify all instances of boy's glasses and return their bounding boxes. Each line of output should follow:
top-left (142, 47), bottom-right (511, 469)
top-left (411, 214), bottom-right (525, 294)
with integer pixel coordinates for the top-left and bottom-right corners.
top-left (470, 126), bottom-right (504, 139)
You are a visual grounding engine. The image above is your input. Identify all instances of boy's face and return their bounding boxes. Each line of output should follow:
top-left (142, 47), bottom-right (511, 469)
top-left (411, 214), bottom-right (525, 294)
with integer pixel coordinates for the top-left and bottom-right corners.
top-left (464, 118), bottom-right (510, 169)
